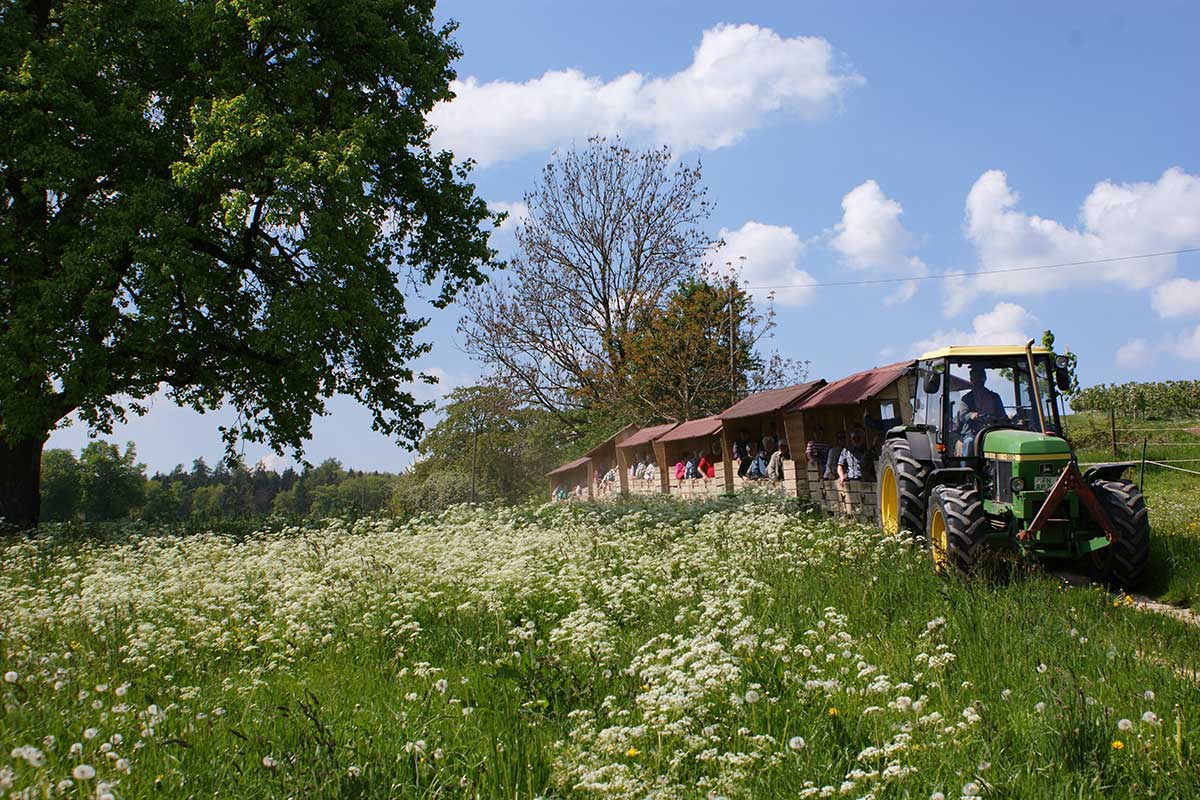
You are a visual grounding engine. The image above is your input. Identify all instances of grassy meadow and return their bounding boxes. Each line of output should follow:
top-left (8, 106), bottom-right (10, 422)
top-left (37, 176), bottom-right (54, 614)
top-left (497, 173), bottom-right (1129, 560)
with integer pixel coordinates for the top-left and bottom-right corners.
top-left (1069, 413), bottom-right (1200, 609)
top-left (3, 491), bottom-right (1199, 799)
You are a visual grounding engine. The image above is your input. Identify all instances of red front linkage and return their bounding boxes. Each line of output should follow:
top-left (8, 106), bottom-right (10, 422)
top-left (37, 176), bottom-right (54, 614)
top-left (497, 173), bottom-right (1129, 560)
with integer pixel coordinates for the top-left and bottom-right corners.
top-left (1016, 461), bottom-right (1118, 544)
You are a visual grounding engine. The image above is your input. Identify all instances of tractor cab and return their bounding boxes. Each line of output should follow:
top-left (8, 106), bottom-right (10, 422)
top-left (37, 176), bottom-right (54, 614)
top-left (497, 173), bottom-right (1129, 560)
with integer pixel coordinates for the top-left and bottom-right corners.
top-left (876, 342), bottom-right (1150, 588)
top-left (914, 345), bottom-right (1067, 461)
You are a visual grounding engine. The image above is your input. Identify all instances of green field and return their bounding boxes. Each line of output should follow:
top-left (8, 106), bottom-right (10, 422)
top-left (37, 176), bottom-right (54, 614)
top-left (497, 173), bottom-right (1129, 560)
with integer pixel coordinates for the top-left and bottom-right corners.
top-left (1069, 413), bottom-right (1200, 609)
top-left (2, 491), bottom-right (1199, 798)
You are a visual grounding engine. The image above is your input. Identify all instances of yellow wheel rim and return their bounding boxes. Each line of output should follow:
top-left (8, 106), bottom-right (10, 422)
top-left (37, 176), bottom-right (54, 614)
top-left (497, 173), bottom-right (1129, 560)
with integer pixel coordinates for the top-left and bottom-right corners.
top-left (930, 508), bottom-right (949, 571)
top-left (880, 466), bottom-right (899, 535)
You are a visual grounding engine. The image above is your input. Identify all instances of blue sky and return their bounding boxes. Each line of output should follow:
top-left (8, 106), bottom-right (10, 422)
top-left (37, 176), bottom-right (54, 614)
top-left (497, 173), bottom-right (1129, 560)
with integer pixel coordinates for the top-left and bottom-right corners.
top-left (49, 1), bottom-right (1200, 473)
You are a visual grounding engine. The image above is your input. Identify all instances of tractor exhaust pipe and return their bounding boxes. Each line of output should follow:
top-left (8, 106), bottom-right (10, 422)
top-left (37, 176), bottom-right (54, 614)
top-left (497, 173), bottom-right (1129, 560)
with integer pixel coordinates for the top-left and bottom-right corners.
top-left (1025, 338), bottom-right (1048, 435)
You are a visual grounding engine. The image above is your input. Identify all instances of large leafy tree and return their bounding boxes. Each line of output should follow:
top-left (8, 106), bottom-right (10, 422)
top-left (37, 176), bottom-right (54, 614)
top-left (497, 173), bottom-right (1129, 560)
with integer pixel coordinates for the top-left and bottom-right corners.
top-left (620, 274), bottom-right (809, 423)
top-left (0, 0), bottom-right (497, 526)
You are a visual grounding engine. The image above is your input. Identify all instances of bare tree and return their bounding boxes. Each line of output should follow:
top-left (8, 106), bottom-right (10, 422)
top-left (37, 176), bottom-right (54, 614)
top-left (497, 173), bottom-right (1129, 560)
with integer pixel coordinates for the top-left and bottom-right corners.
top-left (460, 137), bottom-right (712, 422)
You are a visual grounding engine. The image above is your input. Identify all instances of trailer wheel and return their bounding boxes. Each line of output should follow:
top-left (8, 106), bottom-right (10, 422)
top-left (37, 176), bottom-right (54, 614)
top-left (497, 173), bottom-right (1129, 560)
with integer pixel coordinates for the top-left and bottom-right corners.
top-left (878, 438), bottom-right (928, 539)
top-left (928, 484), bottom-right (987, 577)
top-left (1088, 479), bottom-right (1151, 589)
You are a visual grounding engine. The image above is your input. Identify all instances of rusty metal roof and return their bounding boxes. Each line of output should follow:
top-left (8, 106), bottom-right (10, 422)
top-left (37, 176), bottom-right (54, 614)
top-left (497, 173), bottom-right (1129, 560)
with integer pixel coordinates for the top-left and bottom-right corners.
top-left (617, 422), bottom-right (679, 449)
top-left (793, 361), bottom-right (914, 411)
top-left (656, 416), bottom-right (723, 442)
top-left (546, 456), bottom-right (590, 477)
top-left (584, 423), bottom-right (639, 458)
top-left (719, 380), bottom-right (826, 420)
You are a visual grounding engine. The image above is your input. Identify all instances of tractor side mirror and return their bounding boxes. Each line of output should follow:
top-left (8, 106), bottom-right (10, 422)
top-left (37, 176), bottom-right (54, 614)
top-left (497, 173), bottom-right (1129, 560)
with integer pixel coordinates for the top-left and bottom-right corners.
top-left (923, 370), bottom-right (941, 395)
top-left (1055, 367), bottom-right (1070, 392)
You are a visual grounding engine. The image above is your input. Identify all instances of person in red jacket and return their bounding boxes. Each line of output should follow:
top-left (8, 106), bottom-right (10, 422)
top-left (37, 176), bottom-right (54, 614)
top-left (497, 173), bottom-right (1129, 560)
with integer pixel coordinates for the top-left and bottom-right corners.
top-left (697, 453), bottom-right (716, 478)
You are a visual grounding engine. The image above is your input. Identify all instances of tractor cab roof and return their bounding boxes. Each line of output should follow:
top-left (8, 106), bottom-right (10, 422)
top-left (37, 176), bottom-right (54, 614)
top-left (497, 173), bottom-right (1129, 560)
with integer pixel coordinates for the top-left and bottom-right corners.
top-left (918, 345), bottom-right (1052, 361)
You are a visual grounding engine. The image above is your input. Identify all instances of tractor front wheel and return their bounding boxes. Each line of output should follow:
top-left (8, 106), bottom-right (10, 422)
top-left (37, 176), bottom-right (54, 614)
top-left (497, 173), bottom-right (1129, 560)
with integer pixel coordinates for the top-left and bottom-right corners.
top-left (1089, 479), bottom-right (1151, 589)
top-left (878, 438), bottom-right (928, 539)
top-left (927, 484), bottom-right (987, 577)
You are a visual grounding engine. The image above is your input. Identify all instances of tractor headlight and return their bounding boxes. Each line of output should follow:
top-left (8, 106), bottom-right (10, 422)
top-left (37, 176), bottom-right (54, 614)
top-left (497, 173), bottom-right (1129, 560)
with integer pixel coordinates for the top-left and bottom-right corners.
top-left (1011, 477), bottom-right (1027, 492)
top-left (1055, 355), bottom-right (1069, 368)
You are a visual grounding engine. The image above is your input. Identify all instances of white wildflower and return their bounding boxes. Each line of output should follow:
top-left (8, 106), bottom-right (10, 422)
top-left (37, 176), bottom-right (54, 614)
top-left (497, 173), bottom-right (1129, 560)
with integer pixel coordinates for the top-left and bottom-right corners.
top-left (73, 764), bottom-right (96, 781)
top-left (788, 736), bottom-right (807, 751)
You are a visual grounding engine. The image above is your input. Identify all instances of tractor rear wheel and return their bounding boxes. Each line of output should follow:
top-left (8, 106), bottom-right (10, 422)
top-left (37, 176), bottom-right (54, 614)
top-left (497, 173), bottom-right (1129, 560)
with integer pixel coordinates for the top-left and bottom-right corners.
top-left (928, 484), bottom-right (987, 577)
top-left (1088, 479), bottom-right (1151, 589)
top-left (877, 438), bottom-right (928, 539)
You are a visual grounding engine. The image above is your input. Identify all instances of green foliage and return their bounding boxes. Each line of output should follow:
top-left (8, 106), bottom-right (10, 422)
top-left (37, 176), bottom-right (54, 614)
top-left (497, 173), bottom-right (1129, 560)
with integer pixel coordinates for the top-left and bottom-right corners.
top-left (38, 449), bottom-right (81, 522)
top-left (620, 277), bottom-right (762, 421)
top-left (78, 442), bottom-right (146, 521)
top-left (1071, 380), bottom-right (1200, 416)
top-left (309, 473), bottom-right (400, 518)
top-left (1, 0), bottom-right (499, 526)
top-left (388, 469), bottom-right (474, 518)
top-left (141, 478), bottom-right (184, 523)
top-left (413, 385), bottom-right (574, 503)
top-left (1041, 329), bottom-right (1079, 396)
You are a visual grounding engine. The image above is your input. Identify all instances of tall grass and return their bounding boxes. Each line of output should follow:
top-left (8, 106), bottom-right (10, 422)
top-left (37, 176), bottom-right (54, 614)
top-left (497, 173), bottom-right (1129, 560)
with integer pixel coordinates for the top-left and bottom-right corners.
top-left (2, 497), bottom-right (1198, 798)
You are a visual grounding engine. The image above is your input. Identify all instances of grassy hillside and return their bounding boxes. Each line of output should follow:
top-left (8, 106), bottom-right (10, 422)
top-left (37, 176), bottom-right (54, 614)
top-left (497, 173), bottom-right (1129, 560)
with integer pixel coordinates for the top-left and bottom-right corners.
top-left (2, 497), bottom-right (1198, 798)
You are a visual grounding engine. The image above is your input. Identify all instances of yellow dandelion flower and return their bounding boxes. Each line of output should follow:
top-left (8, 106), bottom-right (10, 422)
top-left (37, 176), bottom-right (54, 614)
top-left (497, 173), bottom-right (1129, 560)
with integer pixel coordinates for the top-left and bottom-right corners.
top-left (627, 747), bottom-right (639, 757)
top-left (1125, 595), bottom-right (1134, 605)
top-left (1112, 600), bottom-right (1121, 607)
top-left (1112, 740), bottom-right (1124, 750)
top-left (828, 707), bottom-right (839, 717)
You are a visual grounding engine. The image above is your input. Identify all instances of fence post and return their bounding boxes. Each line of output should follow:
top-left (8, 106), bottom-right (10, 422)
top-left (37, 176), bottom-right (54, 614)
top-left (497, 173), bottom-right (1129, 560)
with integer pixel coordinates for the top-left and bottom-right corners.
top-left (1139, 437), bottom-right (1147, 490)
top-left (1110, 409), bottom-right (1118, 457)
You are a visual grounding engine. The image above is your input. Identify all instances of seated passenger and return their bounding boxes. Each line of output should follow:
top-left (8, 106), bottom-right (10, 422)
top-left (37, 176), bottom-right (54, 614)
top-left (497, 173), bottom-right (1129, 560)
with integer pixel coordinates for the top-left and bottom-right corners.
top-left (747, 448), bottom-right (768, 480)
top-left (674, 456), bottom-right (688, 481)
top-left (734, 433), bottom-right (755, 477)
top-left (697, 452), bottom-right (715, 479)
top-left (685, 453), bottom-right (701, 479)
top-left (824, 430), bottom-right (847, 480)
top-left (805, 426), bottom-right (830, 471)
top-left (837, 428), bottom-right (869, 486)
top-left (767, 444), bottom-right (788, 481)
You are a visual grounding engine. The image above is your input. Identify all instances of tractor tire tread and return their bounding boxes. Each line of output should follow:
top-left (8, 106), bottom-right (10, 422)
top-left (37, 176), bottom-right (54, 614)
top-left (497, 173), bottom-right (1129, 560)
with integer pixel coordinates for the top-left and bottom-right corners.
top-left (1091, 479), bottom-right (1151, 589)
top-left (878, 438), bottom-right (929, 538)
top-left (930, 484), bottom-right (987, 578)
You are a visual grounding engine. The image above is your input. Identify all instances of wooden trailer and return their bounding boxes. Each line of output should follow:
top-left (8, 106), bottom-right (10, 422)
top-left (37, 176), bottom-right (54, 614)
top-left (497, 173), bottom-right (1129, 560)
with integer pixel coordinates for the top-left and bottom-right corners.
top-left (718, 381), bottom-right (826, 496)
top-left (584, 424), bottom-right (638, 501)
top-left (655, 417), bottom-right (725, 499)
top-left (546, 456), bottom-right (591, 501)
top-left (785, 360), bottom-right (916, 520)
top-left (616, 423), bottom-right (679, 496)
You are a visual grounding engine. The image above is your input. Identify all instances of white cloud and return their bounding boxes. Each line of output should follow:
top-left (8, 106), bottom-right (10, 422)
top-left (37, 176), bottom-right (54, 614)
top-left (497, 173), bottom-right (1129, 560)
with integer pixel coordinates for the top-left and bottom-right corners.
top-left (1151, 277), bottom-right (1200, 318)
top-left (1165, 325), bottom-right (1200, 361)
top-left (255, 453), bottom-right (293, 473)
top-left (828, 179), bottom-right (927, 305)
top-left (711, 221), bottom-right (816, 307)
top-left (911, 301), bottom-right (1038, 356)
top-left (1115, 338), bottom-right (1156, 369)
top-left (489, 200), bottom-right (529, 231)
top-left (951, 167), bottom-right (1200, 316)
top-left (430, 24), bottom-right (862, 167)
top-left (830, 180), bottom-right (925, 269)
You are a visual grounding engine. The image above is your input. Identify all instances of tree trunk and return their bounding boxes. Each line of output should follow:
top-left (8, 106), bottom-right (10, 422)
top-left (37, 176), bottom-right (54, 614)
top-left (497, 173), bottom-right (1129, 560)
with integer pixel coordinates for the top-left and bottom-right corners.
top-left (0, 434), bottom-right (45, 530)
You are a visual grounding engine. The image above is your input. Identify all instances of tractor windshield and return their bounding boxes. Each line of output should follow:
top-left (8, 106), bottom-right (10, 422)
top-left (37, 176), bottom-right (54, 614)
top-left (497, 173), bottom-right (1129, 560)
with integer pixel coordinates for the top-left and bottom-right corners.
top-left (945, 357), bottom-right (1061, 454)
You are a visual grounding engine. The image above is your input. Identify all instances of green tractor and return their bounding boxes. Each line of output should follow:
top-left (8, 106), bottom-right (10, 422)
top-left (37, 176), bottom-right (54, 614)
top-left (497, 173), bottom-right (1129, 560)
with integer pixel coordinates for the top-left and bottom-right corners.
top-left (877, 342), bottom-right (1150, 587)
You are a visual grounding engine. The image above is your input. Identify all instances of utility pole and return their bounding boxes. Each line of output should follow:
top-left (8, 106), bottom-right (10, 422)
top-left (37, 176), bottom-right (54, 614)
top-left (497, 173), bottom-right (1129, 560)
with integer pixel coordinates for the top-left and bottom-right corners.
top-left (726, 261), bottom-right (736, 407)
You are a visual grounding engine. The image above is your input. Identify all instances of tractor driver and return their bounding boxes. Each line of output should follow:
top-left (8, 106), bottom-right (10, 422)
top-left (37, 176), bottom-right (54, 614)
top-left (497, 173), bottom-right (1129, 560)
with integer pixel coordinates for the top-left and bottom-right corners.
top-left (956, 365), bottom-right (1006, 455)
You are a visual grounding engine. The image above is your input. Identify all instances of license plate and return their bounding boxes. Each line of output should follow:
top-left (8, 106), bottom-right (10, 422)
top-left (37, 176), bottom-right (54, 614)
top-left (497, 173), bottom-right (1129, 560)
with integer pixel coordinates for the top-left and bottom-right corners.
top-left (1034, 476), bottom-right (1056, 491)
